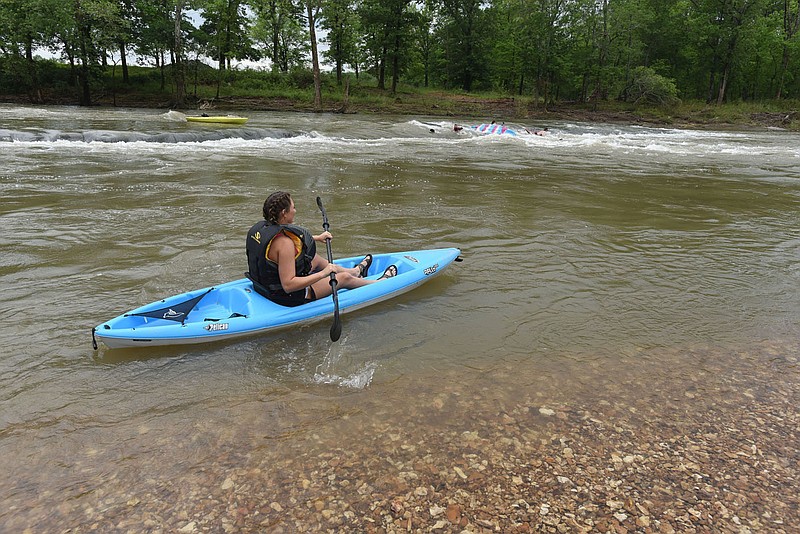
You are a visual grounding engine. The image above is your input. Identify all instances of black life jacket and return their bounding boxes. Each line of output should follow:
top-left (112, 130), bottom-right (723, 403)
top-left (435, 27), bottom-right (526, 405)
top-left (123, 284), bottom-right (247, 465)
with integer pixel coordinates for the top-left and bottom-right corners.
top-left (246, 221), bottom-right (316, 292)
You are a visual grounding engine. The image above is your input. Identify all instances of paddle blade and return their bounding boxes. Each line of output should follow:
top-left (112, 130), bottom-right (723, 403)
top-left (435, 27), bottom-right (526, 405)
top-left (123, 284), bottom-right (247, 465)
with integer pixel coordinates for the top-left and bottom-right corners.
top-left (330, 310), bottom-right (342, 342)
top-left (328, 274), bottom-right (342, 342)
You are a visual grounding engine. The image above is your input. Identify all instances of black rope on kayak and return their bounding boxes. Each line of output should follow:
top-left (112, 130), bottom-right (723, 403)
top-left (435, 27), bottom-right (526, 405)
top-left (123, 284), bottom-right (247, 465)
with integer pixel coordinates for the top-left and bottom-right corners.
top-left (203, 312), bottom-right (247, 322)
top-left (91, 327), bottom-right (98, 350)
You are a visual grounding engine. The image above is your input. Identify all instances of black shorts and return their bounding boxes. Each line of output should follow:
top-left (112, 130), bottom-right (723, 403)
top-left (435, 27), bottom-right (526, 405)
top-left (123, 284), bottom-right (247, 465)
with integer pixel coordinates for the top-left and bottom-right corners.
top-left (266, 286), bottom-right (315, 307)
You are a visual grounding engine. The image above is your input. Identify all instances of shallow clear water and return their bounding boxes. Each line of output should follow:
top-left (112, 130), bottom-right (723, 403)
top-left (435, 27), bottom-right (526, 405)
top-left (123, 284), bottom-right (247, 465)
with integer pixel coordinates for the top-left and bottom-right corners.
top-left (1, 105), bottom-right (798, 528)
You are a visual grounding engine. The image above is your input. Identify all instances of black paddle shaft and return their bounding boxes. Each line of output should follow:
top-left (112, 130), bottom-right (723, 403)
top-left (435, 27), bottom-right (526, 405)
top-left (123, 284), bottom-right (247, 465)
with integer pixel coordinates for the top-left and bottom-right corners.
top-left (316, 197), bottom-right (342, 342)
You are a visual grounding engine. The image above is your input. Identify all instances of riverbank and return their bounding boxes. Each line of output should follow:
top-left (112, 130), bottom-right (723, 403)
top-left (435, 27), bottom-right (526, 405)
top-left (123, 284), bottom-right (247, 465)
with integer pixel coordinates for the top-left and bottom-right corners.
top-left (2, 89), bottom-right (798, 130)
top-left (114, 92), bottom-right (800, 131)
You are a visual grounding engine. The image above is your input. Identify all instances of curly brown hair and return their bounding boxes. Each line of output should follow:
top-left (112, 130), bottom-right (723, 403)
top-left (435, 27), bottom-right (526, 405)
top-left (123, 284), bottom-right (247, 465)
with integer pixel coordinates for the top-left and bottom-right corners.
top-left (263, 191), bottom-right (292, 224)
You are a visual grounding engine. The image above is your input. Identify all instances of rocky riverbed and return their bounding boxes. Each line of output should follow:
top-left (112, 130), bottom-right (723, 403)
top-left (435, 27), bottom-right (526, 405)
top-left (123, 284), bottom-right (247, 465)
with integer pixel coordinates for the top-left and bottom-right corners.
top-left (3, 340), bottom-right (796, 533)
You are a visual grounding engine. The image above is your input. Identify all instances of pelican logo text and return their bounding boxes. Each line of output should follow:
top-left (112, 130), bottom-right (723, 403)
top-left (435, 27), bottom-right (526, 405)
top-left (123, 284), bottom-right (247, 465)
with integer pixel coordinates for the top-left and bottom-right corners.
top-left (250, 231), bottom-right (261, 244)
top-left (423, 263), bottom-right (439, 275)
top-left (162, 309), bottom-right (185, 320)
top-left (204, 323), bottom-right (229, 332)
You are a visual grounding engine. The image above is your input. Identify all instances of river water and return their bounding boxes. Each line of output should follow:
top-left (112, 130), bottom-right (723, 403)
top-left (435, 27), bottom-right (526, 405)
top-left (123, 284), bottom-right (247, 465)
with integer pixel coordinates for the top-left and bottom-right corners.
top-left (1, 105), bottom-right (798, 530)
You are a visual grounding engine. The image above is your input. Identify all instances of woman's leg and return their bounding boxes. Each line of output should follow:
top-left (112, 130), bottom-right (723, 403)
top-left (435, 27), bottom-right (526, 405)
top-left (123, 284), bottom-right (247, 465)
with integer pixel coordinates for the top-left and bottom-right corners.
top-left (312, 254), bottom-right (361, 278)
top-left (310, 271), bottom-right (373, 299)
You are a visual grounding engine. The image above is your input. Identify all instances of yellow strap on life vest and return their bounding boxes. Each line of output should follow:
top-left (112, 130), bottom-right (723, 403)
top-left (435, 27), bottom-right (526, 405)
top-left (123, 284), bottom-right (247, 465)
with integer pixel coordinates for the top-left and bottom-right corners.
top-left (264, 229), bottom-right (303, 262)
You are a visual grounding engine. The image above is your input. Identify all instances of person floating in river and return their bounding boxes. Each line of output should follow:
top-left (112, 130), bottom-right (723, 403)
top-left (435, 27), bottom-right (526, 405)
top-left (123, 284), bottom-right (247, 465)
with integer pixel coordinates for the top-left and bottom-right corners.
top-left (524, 127), bottom-right (549, 136)
top-left (246, 191), bottom-right (397, 307)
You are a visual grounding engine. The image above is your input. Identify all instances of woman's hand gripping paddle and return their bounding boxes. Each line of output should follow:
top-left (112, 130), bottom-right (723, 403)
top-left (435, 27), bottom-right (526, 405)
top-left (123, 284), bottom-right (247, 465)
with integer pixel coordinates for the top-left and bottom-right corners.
top-left (316, 197), bottom-right (342, 342)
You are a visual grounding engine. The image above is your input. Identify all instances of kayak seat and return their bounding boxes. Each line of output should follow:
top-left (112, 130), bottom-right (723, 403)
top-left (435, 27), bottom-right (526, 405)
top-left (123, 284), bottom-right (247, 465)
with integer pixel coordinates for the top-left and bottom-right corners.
top-left (244, 272), bottom-right (272, 300)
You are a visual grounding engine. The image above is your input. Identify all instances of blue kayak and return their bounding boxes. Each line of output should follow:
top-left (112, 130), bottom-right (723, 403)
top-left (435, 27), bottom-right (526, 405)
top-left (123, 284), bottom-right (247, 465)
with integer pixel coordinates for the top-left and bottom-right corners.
top-left (93, 248), bottom-right (461, 349)
top-left (473, 123), bottom-right (517, 136)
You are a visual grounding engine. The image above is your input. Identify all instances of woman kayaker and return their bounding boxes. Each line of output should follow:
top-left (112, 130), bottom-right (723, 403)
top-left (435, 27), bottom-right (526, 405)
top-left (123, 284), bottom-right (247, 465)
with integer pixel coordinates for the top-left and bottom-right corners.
top-left (246, 191), bottom-right (397, 306)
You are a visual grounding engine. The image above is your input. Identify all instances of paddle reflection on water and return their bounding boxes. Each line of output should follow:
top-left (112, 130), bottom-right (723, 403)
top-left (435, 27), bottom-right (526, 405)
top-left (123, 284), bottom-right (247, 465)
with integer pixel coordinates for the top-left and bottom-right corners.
top-left (0, 105), bottom-right (798, 531)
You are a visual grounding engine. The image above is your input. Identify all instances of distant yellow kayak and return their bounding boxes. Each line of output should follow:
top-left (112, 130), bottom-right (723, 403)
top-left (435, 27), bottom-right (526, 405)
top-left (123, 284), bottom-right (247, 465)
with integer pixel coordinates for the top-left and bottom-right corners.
top-left (186, 116), bottom-right (248, 124)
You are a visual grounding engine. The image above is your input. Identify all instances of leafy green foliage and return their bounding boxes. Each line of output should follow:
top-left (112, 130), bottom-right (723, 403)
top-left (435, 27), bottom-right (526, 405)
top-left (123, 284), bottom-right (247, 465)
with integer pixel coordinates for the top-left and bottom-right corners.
top-left (623, 67), bottom-right (680, 106)
top-left (1, 0), bottom-right (799, 107)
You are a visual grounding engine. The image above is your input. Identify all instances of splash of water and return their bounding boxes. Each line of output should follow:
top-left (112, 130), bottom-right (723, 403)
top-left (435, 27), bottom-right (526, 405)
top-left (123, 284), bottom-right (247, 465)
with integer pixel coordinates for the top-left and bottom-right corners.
top-left (313, 341), bottom-right (377, 389)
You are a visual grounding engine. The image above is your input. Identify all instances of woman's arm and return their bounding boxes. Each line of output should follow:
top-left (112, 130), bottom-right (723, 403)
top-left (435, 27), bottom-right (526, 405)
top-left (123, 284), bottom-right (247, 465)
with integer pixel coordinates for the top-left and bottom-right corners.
top-left (273, 233), bottom-right (337, 293)
top-left (312, 231), bottom-right (332, 242)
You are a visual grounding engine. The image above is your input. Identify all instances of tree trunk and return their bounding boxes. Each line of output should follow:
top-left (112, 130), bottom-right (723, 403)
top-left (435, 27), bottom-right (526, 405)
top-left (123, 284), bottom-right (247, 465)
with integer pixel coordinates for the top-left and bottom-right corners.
top-left (336, 42), bottom-right (343, 85)
top-left (159, 50), bottom-right (168, 90)
top-left (216, 11), bottom-right (226, 100)
top-left (77, 33), bottom-right (91, 104)
top-left (119, 42), bottom-right (129, 83)
top-left (271, 0), bottom-right (280, 71)
top-left (706, 53), bottom-right (718, 103)
top-left (307, 0), bottom-right (322, 111)
top-left (173, 1), bottom-right (186, 108)
top-left (463, 40), bottom-right (473, 91)
top-left (423, 48), bottom-right (429, 87)
top-left (377, 45), bottom-right (386, 90)
top-left (716, 32), bottom-right (739, 104)
top-left (339, 77), bottom-right (350, 113)
top-left (391, 33), bottom-right (401, 94)
top-left (775, 45), bottom-right (789, 99)
top-left (717, 63), bottom-right (730, 105)
top-left (25, 34), bottom-right (43, 103)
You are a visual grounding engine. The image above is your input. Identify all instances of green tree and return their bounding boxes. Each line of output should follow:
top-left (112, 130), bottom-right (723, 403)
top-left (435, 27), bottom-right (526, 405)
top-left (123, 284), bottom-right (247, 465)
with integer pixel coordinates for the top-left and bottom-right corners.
top-left (488, 0), bottom-right (568, 105)
top-left (59, 0), bottom-right (125, 105)
top-left (133, 0), bottom-right (176, 89)
top-left (320, 0), bottom-right (358, 85)
top-left (436, 0), bottom-right (491, 91)
top-left (405, 3), bottom-right (437, 87)
top-left (558, 0), bottom-right (599, 102)
top-left (113, 0), bottom-right (138, 83)
top-left (0, 0), bottom-right (62, 101)
top-left (199, 0), bottom-right (258, 97)
top-left (250, 0), bottom-right (307, 72)
top-left (624, 65), bottom-right (680, 105)
top-left (688, 0), bottom-right (764, 103)
top-left (3, 0), bottom-right (800, 104)
top-left (774, 0), bottom-right (800, 97)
